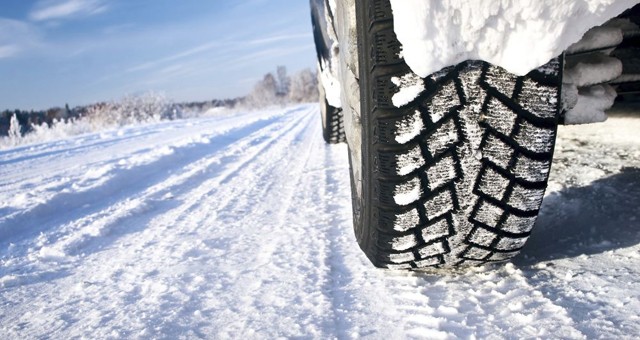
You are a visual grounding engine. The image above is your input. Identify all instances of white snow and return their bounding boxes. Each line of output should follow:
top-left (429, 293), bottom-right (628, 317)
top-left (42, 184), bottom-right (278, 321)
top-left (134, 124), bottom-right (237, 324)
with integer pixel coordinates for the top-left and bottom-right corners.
top-left (566, 25), bottom-right (623, 54)
top-left (0, 104), bottom-right (639, 338)
top-left (394, 110), bottom-right (425, 144)
top-left (396, 145), bottom-right (425, 176)
top-left (613, 73), bottom-right (640, 83)
top-left (391, 73), bottom-right (425, 107)
top-left (393, 177), bottom-right (422, 206)
top-left (560, 21), bottom-right (624, 122)
top-left (564, 84), bottom-right (617, 124)
top-left (319, 60), bottom-right (342, 108)
top-left (390, 0), bottom-right (640, 77)
top-left (565, 53), bottom-right (623, 87)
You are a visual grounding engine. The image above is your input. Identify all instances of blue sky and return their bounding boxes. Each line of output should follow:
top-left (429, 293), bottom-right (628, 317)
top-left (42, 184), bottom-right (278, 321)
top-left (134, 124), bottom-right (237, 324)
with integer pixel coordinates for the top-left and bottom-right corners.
top-left (0, 0), bottom-right (316, 110)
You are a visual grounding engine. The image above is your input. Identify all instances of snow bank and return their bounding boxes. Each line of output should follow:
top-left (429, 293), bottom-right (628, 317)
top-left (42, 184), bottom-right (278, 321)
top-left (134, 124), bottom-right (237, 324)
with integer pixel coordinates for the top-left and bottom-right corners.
top-left (565, 53), bottom-right (623, 87)
top-left (564, 84), bottom-right (616, 124)
top-left (390, 0), bottom-right (639, 77)
top-left (566, 25), bottom-right (623, 54)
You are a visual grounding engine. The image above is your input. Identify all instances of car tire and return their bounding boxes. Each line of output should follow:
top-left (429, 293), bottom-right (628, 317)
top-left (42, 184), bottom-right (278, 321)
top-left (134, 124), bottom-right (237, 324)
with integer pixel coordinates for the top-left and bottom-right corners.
top-left (351, 0), bottom-right (562, 269)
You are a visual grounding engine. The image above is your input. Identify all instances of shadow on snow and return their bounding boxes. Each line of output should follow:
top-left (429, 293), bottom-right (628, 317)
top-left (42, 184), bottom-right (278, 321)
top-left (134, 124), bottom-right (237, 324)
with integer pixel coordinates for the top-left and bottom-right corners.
top-left (516, 166), bottom-right (640, 265)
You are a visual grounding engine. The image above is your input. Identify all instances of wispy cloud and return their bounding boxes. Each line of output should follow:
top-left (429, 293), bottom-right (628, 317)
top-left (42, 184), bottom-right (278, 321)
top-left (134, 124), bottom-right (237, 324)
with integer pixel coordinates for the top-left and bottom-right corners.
top-left (0, 19), bottom-right (40, 58)
top-left (247, 33), bottom-right (311, 45)
top-left (125, 32), bottom-right (310, 75)
top-left (29, 0), bottom-right (108, 22)
top-left (125, 40), bottom-right (225, 73)
top-left (0, 45), bottom-right (20, 58)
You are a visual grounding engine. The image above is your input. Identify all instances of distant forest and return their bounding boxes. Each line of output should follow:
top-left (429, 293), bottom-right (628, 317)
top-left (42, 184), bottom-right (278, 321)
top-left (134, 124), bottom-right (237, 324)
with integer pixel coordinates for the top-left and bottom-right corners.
top-left (1, 65), bottom-right (317, 137)
top-left (0, 98), bottom-right (240, 137)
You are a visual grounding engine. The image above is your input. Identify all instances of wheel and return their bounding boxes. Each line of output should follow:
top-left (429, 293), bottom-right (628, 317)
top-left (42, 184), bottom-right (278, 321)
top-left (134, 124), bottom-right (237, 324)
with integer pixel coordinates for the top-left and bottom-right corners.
top-left (311, 0), bottom-right (346, 144)
top-left (351, 0), bottom-right (562, 269)
top-left (318, 68), bottom-right (346, 144)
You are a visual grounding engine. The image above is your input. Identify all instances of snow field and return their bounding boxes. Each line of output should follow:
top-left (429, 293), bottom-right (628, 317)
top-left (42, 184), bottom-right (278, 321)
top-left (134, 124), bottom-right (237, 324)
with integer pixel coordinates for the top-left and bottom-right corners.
top-left (0, 104), bottom-right (639, 338)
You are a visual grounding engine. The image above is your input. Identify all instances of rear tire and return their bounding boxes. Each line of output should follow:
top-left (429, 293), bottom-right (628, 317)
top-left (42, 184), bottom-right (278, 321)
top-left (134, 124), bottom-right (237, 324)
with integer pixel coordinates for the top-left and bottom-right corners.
top-left (352, 0), bottom-right (562, 269)
top-left (318, 70), bottom-right (346, 144)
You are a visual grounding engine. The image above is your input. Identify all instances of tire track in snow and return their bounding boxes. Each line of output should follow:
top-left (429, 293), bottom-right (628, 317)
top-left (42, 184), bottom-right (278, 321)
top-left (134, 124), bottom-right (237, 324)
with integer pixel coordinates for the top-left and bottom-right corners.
top-left (0, 109), bottom-right (291, 241)
top-left (0, 107), bottom-right (307, 287)
top-left (0, 106), bottom-right (325, 338)
top-left (0, 109), bottom-right (296, 245)
top-left (100, 106), bottom-right (331, 338)
top-left (60, 106), bottom-right (312, 256)
top-left (154, 107), bottom-right (338, 337)
top-left (380, 264), bottom-right (585, 339)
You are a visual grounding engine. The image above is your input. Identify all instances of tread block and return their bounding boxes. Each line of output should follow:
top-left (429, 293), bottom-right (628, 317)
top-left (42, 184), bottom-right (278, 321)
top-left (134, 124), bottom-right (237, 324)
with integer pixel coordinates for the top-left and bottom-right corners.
top-left (426, 154), bottom-right (457, 190)
top-left (424, 80), bottom-right (460, 123)
top-left (389, 233), bottom-right (419, 251)
top-left (390, 208), bottom-right (422, 232)
top-left (508, 184), bottom-right (545, 212)
top-left (391, 176), bottom-right (423, 206)
top-left (423, 189), bottom-right (454, 220)
top-left (421, 218), bottom-right (451, 243)
top-left (370, 0), bottom-right (393, 23)
top-left (473, 201), bottom-right (504, 228)
top-left (478, 166), bottom-right (510, 201)
top-left (388, 251), bottom-right (415, 264)
top-left (395, 144), bottom-right (426, 176)
top-left (484, 65), bottom-right (518, 97)
top-left (512, 155), bottom-right (550, 183)
top-left (378, 109), bottom-right (426, 145)
top-left (515, 121), bottom-right (555, 154)
top-left (375, 75), bottom-right (396, 109)
top-left (482, 134), bottom-right (515, 169)
top-left (534, 57), bottom-right (561, 78)
top-left (414, 256), bottom-right (443, 267)
top-left (484, 97), bottom-right (518, 136)
top-left (418, 241), bottom-right (447, 257)
top-left (468, 227), bottom-right (497, 248)
top-left (518, 79), bottom-right (558, 119)
top-left (502, 214), bottom-right (537, 234)
top-left (428, 65), bottom-right (456, 84)
top-left (488, 251), bottom-right (520, 261)
top-left (426, 118), bottom-right (459, 158)
top-left (385, 263), bottom-right (413, 270)
top-left (495, 236), bottom-right (528, 251)
top-left (464, 247), bottom-right (492, 260)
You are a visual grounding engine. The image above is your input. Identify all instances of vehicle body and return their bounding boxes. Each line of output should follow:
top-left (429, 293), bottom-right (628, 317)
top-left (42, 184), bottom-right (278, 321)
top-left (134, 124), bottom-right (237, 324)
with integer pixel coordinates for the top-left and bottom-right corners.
top-left (311, 0), bottom-right (640, 269)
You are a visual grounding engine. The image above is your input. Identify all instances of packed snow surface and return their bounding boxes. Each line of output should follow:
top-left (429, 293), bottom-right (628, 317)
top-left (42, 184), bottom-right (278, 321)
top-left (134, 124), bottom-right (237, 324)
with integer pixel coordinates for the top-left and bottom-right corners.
top-left (1, 104), bottom-right (640, 338)
top-left (390, 0), bottom-right (640, 77)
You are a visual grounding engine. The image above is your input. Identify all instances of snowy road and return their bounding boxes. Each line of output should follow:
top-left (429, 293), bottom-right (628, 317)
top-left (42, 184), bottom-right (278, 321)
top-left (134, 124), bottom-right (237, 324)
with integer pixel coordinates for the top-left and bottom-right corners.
top-left (1, 104), bottom-right (639, 339)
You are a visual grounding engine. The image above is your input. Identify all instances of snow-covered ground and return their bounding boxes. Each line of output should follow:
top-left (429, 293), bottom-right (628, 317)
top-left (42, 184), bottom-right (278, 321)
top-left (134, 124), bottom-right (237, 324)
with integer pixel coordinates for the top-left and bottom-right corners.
top-left (1, 104), bottom-right (639, 338)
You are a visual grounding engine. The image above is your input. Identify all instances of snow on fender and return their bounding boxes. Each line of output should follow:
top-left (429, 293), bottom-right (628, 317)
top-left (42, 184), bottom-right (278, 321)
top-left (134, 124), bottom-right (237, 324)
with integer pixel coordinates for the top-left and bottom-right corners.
top-left (390, 0), bottom-right (640, 77)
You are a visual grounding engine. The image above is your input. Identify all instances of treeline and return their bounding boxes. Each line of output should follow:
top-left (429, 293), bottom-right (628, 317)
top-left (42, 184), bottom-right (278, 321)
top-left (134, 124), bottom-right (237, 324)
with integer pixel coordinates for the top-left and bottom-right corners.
top-left (0, 105), bottom-right (83, 137)
top-left (1, 66), bottom-right (319, 137)
top-left (0, 96), bottom-right (240, 138)
top-left (180, 98), bottom-right (241, 114)
top-left (243, 66), bottom-right (318, 108)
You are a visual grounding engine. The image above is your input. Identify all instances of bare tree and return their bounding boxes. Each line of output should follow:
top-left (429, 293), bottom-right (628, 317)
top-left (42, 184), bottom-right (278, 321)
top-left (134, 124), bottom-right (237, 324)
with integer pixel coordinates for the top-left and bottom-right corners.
top-left (276, 66), bottom-right (290, 97)
top-left (246, 73), bottom-right (279, 107)
top-left (289, 68), bottom-right (319, 103)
